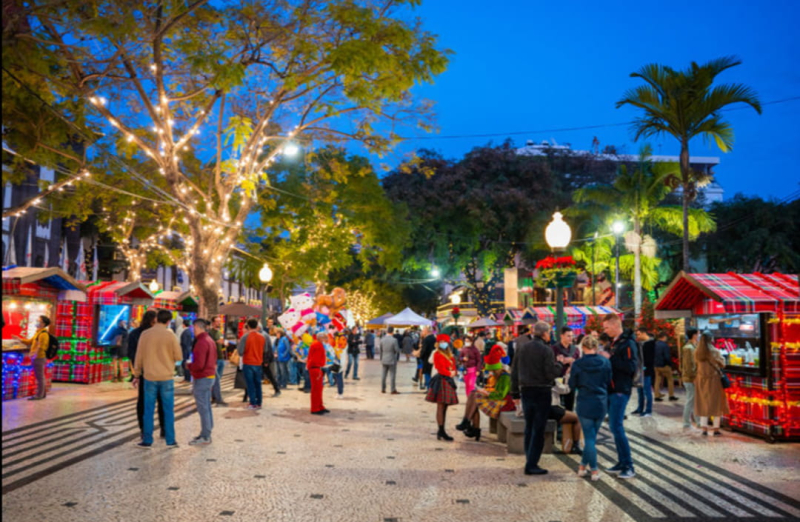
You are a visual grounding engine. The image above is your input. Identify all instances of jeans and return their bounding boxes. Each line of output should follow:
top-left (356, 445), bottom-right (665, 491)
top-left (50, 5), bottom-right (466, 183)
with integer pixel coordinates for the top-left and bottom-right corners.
top-left (323, 367), bottom-right (334, 386)
top-left (137, 373), bottom-right (164, 435)
top-left (303, 367), bottom-right (311, 391)
top-left (608, 393), bottom-right (633, 470)
top-left (212, 359), bottom-right (226, 402)
top-left (579, 416), bottom-right (604, 470)
top-left (192, 377), bottom-right (214, 439)
top-left (143, 379), bottom-right (175, 445)
top-left (263, 364), bottom-right (280, 394)
top-left (636, 375), bottom-right (653, 414)
top-left (381, 364), bottom-right (397, 392)
top-left (243, 364), bottom-right (263, 406)
top-left (277, 361), bottom-right (290, 388)
top-left (366, 345), bottom-right (374, 359)
top-left (33, 358), bottom-right (47, 398)
top-left (292, 361), bottom-right (306, 387)
top-left (521, 387), bottom-right (552, 472)
top-left (682, 382), bottom-right (695, 426)
top-left (332, 372), bottom-right (344, 395)
top-left (345, 353), bottom-right (359, 379)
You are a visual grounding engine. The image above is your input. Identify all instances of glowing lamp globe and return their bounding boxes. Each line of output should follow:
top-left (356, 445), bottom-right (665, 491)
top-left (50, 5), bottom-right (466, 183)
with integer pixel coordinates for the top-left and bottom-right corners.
top-left (283, 143), bottom-right (300, 157)
top-left (431, 267), bottom-right (441, 278)
top-left (545, 212), bottom-right (571, 251)
top-left (149, 280), bottom-right (159, 293)
top-left (450, 294), bottom-right (461, 305)
top-left (259, 263), bottom-right (273, 283)
top-left (612, 221), bottom-right (625, 235)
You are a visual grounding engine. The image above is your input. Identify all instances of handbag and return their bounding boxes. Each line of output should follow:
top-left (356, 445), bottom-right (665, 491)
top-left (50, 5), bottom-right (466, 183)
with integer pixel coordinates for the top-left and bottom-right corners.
top-left (229, 350), bottom-right (240, 367)
top-left (718, 369), bottom-right (732, 389)
top-left (330, 363), bottom-right (341, 373)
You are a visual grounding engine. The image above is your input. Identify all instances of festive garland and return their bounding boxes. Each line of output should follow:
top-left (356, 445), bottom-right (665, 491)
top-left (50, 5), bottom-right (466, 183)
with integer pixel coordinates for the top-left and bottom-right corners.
top-left (535, 256), bottom-right (580, 288)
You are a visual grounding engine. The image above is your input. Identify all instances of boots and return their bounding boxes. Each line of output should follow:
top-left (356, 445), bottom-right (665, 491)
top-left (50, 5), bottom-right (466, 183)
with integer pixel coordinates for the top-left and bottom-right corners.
top-left (464, 425), bottom-right (482, 441)
top-left (437, 425), bottom-right (454, 441)
top-left (455, 418), bottom-right (471, 431)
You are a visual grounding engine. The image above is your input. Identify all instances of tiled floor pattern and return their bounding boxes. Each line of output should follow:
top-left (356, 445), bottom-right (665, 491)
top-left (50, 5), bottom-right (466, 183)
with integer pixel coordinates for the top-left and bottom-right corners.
top-left (2, 360), bottom-right (799, 522)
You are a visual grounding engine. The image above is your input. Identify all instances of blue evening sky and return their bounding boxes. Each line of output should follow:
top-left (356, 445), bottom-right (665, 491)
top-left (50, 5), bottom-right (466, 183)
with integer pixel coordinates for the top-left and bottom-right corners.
top-left (391, 0), bottom-right (800, 200)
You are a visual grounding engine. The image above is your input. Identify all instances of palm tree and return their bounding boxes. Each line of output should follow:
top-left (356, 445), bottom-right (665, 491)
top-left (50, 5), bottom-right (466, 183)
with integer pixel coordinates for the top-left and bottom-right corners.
top-left (616, 56), bottom-right (761, 271)
top-left (573, 146), bottom-right (715, 318)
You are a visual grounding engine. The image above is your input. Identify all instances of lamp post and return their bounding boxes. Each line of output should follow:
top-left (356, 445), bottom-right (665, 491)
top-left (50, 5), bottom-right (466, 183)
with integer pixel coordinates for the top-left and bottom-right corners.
top-left (544, 212), bottom-right (572, 332)
top-left (450, 293), bottom-right (461, 330)
top-left (259, 263), bottom-right (273, 329)
top-left (591, 232), bottom-right (599, 306)
top-left (612, 221), bottom-right (625, 308)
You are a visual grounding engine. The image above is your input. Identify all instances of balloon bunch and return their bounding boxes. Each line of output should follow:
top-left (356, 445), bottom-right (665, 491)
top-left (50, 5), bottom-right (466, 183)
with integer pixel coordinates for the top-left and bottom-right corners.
top-left (278, 288), bottom-right (348, 344)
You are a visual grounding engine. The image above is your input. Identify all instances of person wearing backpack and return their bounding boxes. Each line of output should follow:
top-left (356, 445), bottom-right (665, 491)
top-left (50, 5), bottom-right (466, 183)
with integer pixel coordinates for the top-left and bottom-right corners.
top-left (14, 315), bottom-right (53, 400)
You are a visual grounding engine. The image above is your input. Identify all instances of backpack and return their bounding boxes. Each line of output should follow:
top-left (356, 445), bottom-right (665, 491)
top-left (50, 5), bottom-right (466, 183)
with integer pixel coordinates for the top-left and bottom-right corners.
top-left (44, 333), bottom-right (59, 360)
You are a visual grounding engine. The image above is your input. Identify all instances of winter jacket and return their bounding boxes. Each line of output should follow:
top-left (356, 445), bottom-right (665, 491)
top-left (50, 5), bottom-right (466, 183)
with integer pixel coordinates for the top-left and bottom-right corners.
top-left (642, 339), bottom-right (655, 378)
top-left (188, 331), bottom-right (217, 379)
top-left (569, 354), bottom-right (612, 420)
top-left (459, 344), bottom-right (483, 370)
top-left (510, 335), bottom-right (560, 397)
top-left (180, 328), bottom-right (194, 360)
top-left (680, 342), bottom-right (697, 383)
top-left (277, 337), bottom-right (292, 363)
top-left (653, 340), bottom-right (672, 368)
top-left (380, 335), bottom-right (400, 365)
top-left (609, 329), bottom-right (638, 395)
top-left (552, 342), bottom-right (581, 377)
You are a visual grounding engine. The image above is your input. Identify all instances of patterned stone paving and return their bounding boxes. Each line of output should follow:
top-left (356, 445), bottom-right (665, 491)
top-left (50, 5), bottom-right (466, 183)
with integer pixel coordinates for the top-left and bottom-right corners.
top-left (2, 359), bottom-right (799, 522)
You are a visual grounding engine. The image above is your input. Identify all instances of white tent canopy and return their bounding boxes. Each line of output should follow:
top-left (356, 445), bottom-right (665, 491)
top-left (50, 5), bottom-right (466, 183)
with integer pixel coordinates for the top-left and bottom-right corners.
top-left (385, 307), bottom-right (433, 327)
top-left (366, 312), bottom-right (394, 326)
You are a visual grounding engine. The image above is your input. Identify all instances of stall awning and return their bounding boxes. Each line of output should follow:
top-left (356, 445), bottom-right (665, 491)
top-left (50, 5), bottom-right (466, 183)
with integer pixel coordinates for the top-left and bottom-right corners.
top-left (153, 290), bottom-right (199, 310)
top-left (525, 305), bottom-right (622, 324)
top-left (366, 312), bottom-right (394, 327)
top-left (83, 281), bottom-right (156, 306)
top-left (655, 272), bottom-right (800, 317)
top-left (2, 267), bottom-right (87, 301)
top-left (501, 309), bottom-right (524, 324)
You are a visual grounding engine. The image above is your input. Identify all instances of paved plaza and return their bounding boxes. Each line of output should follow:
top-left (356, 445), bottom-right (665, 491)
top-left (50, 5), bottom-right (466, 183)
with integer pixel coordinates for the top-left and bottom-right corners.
top-left (2, 358), bottom-right (799, 522)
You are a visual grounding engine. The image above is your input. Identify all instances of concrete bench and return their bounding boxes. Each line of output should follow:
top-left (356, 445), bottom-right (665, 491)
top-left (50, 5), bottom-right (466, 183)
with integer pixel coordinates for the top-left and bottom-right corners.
top-left (498, 412), bottom-right (556, 455)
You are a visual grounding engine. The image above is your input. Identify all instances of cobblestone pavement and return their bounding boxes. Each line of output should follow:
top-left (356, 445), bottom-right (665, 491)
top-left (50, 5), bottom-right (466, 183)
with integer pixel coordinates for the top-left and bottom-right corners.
top-left (2, 358), bottom-right (799, 522)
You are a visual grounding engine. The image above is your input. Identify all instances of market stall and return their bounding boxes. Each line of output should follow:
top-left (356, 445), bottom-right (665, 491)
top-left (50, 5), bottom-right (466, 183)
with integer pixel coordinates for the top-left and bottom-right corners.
top-left (2, 267), bottom-right (86, 399)
top-left (655, 271), bottom-right (800, 441)
top-left (51, 280), bottom-right (155, 384)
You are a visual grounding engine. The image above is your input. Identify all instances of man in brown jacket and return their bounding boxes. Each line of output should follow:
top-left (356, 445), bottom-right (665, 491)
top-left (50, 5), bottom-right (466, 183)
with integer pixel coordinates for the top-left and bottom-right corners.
top-left (133, 309), bottom-right (183, 448)
top-left (681, 329), bottom-right (699, 428)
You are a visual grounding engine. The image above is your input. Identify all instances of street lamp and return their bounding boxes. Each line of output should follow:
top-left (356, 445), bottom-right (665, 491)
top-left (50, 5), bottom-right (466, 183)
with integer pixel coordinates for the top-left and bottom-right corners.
top-left (612, 221), bottom-right (625, 307)
top-left (148, 279), bottom-right (159, 293)
top-left (259, 263), bottom-right (273, 329)
top-left (431, 266), bottom-right (441, 278)
top-left (545, 211), bottom-right (572, 332)
top-left (283, 142), bottom-right (299, 157)
top-left (591, 231), bottom-right (598, 306)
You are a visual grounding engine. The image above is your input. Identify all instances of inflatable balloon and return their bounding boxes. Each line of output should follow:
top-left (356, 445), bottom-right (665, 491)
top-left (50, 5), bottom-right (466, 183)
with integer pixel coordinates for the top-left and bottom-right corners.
top-left (278, 309), bottom-right (300, 330)
top-left (315, 312), bottom-right (331, 326)
top-left (301, 333), bottom-right (314, 345)
top-left (290, 293), bottom-right (316, 324)
top-left (316, 287), bottom-right (347, 317)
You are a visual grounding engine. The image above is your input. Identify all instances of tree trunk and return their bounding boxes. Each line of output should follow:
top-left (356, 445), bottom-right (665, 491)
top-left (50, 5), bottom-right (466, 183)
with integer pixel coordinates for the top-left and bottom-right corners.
top-left (633, 219), bottom-right (642, 321)
top-left (680, 140), bottom-right (691, 272)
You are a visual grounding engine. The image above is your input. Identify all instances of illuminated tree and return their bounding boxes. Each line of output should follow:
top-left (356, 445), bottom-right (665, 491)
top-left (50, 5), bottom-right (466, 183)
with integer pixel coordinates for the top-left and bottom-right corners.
top-left (5, 0), bottom-right (448, 314)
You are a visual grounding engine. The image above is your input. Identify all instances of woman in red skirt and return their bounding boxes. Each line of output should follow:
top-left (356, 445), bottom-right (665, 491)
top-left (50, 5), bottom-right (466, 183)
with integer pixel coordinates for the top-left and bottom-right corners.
top-left (426, 334), bottom-right (458, 441)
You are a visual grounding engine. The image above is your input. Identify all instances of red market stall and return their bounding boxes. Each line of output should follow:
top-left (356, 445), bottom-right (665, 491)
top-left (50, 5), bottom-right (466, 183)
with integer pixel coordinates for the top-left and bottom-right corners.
top-left (52, 280), bottom-right (155, 384)
top-left (655, 271), bottom-right (800, 441)
top-left (2, 267), bottom-right (86, 400)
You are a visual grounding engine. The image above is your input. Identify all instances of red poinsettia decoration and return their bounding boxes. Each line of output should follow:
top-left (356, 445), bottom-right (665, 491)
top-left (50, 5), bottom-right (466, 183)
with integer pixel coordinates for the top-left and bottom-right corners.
top-left (535, 255), bottom-right (580, 288)
top-left (451, 306), bottom-right (461, 319)
top-left (535, 256), bottom-right (576, 270)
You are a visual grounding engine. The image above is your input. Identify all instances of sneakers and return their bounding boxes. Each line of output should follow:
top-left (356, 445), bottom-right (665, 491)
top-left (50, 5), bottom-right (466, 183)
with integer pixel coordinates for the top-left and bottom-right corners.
top-left (591, 470), bottom-right (601, 481)
top-left (272, 392), bottom-right (281, 397)
top-left (215, 401), bottom-right (229, 408)
top-left (640, 413), bottom-right (652, 417)
top-left (136, 442), bottom-right (153, 449)
top-left (606, 463), bottom-right (624, 475)
top-left (335, 394), bottom-right (344, 400)
top-left (577, 466), bottom-right (588, 477)
top-left (618, 468), bottom-right (636, 479)
top-left (246, 404), bottom-right (258, 410)
top-left (189, 436), bottom-right (211, 446)
top-left (166, 442), bottom-right (179, 449)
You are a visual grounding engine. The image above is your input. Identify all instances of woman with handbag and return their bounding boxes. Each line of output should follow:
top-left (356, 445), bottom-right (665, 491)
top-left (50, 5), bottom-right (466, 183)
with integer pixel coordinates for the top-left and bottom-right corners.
top-left (694, 332), bottom-right (730, 436)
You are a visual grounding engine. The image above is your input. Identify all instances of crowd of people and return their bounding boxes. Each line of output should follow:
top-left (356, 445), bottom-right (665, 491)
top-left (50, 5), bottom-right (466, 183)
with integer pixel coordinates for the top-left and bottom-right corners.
top-left (57, 306), bottom-right (729, 477)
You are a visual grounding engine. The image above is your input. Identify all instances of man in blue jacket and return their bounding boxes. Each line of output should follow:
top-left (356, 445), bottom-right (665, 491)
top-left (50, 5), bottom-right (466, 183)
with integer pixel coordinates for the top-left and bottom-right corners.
top-left (601, 314), bottom-right (637, 479)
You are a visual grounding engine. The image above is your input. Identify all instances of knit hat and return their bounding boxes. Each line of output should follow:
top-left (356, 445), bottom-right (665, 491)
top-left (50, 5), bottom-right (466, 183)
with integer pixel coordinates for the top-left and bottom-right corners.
top-left (484, 344), bottom-right (506, 371)
top-left (436, 334), bottom-right (450, 344)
